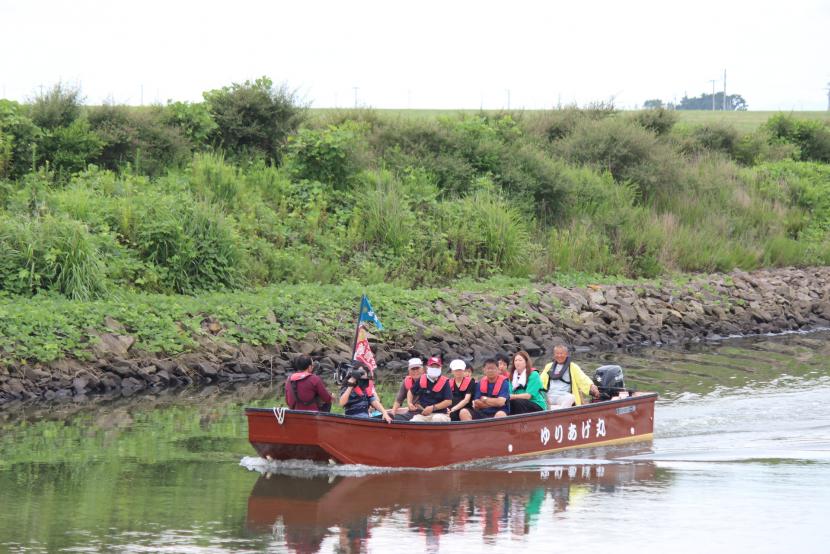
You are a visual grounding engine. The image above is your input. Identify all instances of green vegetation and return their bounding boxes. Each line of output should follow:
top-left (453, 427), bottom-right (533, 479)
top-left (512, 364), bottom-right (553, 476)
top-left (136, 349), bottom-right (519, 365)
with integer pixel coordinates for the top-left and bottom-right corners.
top-left (1, 78), bottom-right (830, 363)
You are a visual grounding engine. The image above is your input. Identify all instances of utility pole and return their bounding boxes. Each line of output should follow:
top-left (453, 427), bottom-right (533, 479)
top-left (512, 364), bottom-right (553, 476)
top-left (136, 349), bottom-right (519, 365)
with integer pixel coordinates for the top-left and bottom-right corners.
top-left (140, 84), bottom-right (144, 106)
top-left (708, 79), bottom-right (717, 111)
top-left (353, 86), bottom-right (359, 108)
top-left (506, 89), bottom-right (511, 110)
top-left (826, 82), bottom-right (830, 111)
top-left (722, 69), bottom-right (727, 111)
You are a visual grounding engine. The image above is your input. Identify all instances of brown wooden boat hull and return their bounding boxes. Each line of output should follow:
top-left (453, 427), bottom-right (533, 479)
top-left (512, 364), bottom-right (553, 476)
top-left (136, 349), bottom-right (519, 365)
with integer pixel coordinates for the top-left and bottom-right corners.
top-left (246, 393), bottom-right (656, 468)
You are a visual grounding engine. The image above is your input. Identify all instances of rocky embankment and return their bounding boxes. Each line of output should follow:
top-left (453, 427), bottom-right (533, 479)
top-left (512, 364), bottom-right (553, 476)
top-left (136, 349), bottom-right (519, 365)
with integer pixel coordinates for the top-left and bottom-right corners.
top-left (2, 267), bottom-right (829, 404)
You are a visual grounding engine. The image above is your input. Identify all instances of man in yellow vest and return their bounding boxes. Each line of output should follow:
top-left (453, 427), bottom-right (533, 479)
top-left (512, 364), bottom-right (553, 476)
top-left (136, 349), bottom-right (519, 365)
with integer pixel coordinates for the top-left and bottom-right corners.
top-left (539, 343), bottom-right (599, 408)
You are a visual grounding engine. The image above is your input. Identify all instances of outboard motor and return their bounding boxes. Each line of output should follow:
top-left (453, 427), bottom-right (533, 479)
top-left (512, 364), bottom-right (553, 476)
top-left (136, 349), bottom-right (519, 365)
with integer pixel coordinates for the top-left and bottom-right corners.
top-left (593, 365), bottom-right (625, 401)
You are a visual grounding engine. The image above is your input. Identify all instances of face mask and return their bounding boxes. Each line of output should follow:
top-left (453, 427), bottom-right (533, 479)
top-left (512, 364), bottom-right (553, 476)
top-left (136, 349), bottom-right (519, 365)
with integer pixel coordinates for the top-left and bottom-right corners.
top-left (426, 367), bottom-right (442, 379)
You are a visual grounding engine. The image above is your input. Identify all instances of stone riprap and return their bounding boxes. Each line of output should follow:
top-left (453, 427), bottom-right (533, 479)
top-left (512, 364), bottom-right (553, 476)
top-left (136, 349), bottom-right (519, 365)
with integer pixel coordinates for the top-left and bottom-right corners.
top-left (1, 267), bottom-right (828, 404)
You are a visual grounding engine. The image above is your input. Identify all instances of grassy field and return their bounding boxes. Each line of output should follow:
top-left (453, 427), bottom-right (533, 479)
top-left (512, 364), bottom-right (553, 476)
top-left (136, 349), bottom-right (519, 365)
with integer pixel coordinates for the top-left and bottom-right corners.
top-left (312, 108), bottom-right (830, 133)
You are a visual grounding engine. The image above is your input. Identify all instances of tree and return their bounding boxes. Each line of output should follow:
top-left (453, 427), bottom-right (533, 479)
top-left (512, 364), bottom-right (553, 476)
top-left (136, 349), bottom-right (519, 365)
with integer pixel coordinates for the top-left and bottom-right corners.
top-left (643, 99), bottom-right (664, 109)
top-left (677, 92), bottom-right (747, 111)
top-left (203, 77), bottom-right (305, 163)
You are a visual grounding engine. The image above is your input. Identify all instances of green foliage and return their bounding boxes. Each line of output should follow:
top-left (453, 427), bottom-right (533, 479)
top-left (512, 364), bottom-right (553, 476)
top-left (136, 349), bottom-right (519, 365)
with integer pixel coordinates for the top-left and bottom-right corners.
top-left (203, 76), bottom-right (305, 163)
top-left (0, 99), bottom-right (42, 178)
top-left (88, 104), bottom-right (191, 176)
top-left (763, 114), bottom-right (830, 163)
top-left (0, 214), bottom-right (106, 299)
top-left (630, 108), bottom-right (678, 136)
top-left (39, 118), bottom-right (103, 177)
top-left (285, 122), bottom-right (366, 188)
top-left (546, 221), bottom-right (621, 275)
top-left (555, 117), bottom-right (681, 203)
top-left (28, 82), bottom-right (82, 130)
top-left (162, 101), bottom-right (217, 147)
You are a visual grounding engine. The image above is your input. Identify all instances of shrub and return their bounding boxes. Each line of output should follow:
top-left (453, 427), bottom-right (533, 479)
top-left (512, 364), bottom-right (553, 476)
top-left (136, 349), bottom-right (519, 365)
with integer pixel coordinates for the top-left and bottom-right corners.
top-left (0, 99), bottom-right (42, 178)
top-left (0, 214), bottom-right (106, 299)
top-left (438, 186), bottom-right (532, 278)
top-left (763, 114), bottom-right (830, 163)
top-left (521, 105), bottom-right (615, 142)
top-left (555, 117), bottom-right (682, 203)
top-left (88, 104), bottom-right (191, 175)
top-left (545, 222), bottom-right (621, 275)
top-left (203, 76), bottom-right (305, 163)
top-left (687, 122), bottom-right (740, 157)
top-left (28, 82), bottom-right (82, 130)
top-left (39, 118), bottom-right (103, 177)
top-left (162, 101), bottom-right (217, 148)
top-left (630, 108), bottom-right (678, 136)
top-left (285, 122), bottom-right (367, 189)
top-left (734, 129), bottom-right (799, 165)
top-left (351, 170), bottom-right (418, 257)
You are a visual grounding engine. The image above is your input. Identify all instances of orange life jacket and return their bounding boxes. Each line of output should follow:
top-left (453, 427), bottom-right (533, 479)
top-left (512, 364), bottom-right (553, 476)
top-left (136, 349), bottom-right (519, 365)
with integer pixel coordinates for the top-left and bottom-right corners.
top-left (419, 374), bottom-right (448, 392)
top-left (450, 376), bottom-right (472, 393)
top-left (353, 381), bottom-right (375, 397)
top-left (404, 375), bottom-right (415, 390)
top-left (479, 375), bottom-right (507, 397)
top-left (289, 372), bottom-right (309, 382)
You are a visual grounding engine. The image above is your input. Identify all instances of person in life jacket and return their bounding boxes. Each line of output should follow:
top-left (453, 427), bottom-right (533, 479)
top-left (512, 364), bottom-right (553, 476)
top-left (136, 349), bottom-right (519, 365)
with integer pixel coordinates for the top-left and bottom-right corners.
top-left (508, 350), bottom-right (546, 414)
top-left (448, 358), bottom-right (475, 421)
top-left (284, 355), bottom-right (333, 412)
top-left (338, 361), bottom-right (392, 422)
top-left (409, 356), bottom-right (452, 422)
top-left (460, 358), bottom-right (511, 420)
top-left (390, 357), bottom-right (425, 420)
top-left (539, 343), bottom-right (599, 408)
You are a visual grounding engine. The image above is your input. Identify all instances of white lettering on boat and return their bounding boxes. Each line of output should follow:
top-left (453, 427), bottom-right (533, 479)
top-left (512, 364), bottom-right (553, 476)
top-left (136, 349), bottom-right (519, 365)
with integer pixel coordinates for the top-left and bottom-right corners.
top-left (568, 423), bottom-right (577, 441)
top-left (596, 418), bottom-right (607, 437)
top-left (555, 424), bottom-right (564, 444)
top-left (582, 419), bottom-right (592, 439)
top-left (540, 426), bottom-right (551, 446)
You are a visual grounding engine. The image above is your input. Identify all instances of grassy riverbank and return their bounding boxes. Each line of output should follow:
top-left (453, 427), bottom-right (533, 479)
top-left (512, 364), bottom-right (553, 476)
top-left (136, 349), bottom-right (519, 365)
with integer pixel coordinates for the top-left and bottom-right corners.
top-left (2, 79), bottom-right (830, 369)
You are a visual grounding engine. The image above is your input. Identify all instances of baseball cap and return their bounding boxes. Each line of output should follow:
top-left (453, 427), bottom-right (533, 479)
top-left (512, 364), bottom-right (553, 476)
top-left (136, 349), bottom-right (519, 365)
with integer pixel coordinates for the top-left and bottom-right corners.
top-left (449, 359), bottom-right (466, 371)
top-left (408, 357), bottom-right (423, 369)
top-left (427, 356), bottom-right (442, 367)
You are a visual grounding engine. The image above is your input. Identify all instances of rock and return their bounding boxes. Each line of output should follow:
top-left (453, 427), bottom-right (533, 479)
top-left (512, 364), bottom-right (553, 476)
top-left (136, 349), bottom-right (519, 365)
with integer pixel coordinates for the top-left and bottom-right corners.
top-left (92, 333), bottom-right (135, 358)
top-left (106, 359), bottom-right (137, 378)
top-left (103, 316), bottom-right (126, 333)
top-left (519, 336), bottom-right (543, 356)
top-left (1, 379), bottom-right (25, 398)
top-left (72, 377), bottom-right (89, 395)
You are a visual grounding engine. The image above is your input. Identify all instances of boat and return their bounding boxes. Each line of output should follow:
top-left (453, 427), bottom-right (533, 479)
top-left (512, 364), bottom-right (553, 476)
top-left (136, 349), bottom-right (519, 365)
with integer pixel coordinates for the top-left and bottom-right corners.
top-left (245, 392), bottom-right (656, 468)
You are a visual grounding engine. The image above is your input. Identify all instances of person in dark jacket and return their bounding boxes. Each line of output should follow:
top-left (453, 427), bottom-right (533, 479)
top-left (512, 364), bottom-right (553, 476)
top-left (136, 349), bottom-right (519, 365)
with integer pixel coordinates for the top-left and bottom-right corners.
top-left (338, 361), bottom-right (392, 422)
top-left (285, 355), bottom-right (333, 412)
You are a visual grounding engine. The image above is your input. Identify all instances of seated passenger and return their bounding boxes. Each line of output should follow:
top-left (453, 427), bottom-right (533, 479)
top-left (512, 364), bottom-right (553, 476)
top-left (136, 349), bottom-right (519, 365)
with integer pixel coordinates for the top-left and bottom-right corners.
top-left (460, 358), bottom-right (510, 420)
top-left (285, 355), bottom-right (333, 412)
top-left (409, 356), bottom-right (452, 422)
top-left (338, 361), bottom-right (392, 422)
top-left (447, 358), bottom-right (475, 421)
top-left (540, 343), bottom-right (599, 409)
top-left (390, 358), bottom-right (425, 420)
top-left (508, 350), bottom-right (545, 414)
top-left (496, 352), bottom-right (511, 378)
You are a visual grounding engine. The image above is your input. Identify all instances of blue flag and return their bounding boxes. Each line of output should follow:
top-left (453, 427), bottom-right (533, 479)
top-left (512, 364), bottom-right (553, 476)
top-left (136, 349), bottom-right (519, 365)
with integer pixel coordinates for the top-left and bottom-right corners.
top-left (358, 295), bottom-right (383, 330)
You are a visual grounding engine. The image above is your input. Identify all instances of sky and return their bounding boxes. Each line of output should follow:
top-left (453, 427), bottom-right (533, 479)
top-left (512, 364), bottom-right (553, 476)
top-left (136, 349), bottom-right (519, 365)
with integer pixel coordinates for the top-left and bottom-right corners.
top-left (1, 0), bottom-right (828, 111)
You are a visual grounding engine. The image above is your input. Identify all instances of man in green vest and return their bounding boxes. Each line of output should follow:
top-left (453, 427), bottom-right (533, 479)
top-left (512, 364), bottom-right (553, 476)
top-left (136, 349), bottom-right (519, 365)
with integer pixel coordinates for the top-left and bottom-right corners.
top-left (539, 343), bottom-right (599, 408)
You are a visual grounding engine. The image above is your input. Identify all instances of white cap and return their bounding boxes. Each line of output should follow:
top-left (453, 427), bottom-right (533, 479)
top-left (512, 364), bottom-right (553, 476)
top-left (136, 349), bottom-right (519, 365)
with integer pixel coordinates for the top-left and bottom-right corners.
top-left (408, 357), bottom-right (423, 369)
top-left (449, 359), bottom-right (466, 371)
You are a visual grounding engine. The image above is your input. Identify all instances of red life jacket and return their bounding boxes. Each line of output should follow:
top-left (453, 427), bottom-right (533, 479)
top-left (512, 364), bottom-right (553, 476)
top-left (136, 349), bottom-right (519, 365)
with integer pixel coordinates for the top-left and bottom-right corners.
top-left (353, 381), bottom-right (375, 397)
top-left (419, 374), bottom-right (448, 392)
top-left (450, 376), bottom-right (472, 393)
top-left (404, 375), bottom-right (414, 390)
top-left (479, 375), bottom-right (507, 397)
top-left (289, 372), bottom-right (309, 382)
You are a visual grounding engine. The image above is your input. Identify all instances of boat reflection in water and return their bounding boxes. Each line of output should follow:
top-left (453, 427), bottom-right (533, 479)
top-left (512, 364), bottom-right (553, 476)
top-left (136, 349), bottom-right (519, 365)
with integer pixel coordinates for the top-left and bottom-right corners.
top-left (246, 455), bottom-right (660, 553)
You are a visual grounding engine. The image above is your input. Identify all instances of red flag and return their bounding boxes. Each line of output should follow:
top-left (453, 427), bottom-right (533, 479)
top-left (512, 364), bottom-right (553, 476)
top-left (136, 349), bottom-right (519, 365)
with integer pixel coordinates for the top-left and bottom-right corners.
top-left (353, 325), bottom-right (377, 376)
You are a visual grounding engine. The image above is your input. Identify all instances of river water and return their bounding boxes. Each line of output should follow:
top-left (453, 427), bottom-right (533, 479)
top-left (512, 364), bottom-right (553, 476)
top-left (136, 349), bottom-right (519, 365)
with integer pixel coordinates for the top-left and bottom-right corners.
top-left (1, 331), bottom-right (829, 553)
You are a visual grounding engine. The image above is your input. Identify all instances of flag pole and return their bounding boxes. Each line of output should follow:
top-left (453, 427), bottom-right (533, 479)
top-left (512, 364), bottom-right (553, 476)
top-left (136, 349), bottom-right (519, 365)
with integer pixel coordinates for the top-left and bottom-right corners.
top-left (350, 294), bottom-right (365, 359)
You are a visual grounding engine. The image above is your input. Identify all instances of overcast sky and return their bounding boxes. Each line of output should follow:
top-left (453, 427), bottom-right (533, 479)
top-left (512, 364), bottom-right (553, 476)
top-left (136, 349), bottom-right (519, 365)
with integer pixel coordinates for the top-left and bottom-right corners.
top-left (1, 0), bottom-right (828, 111)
